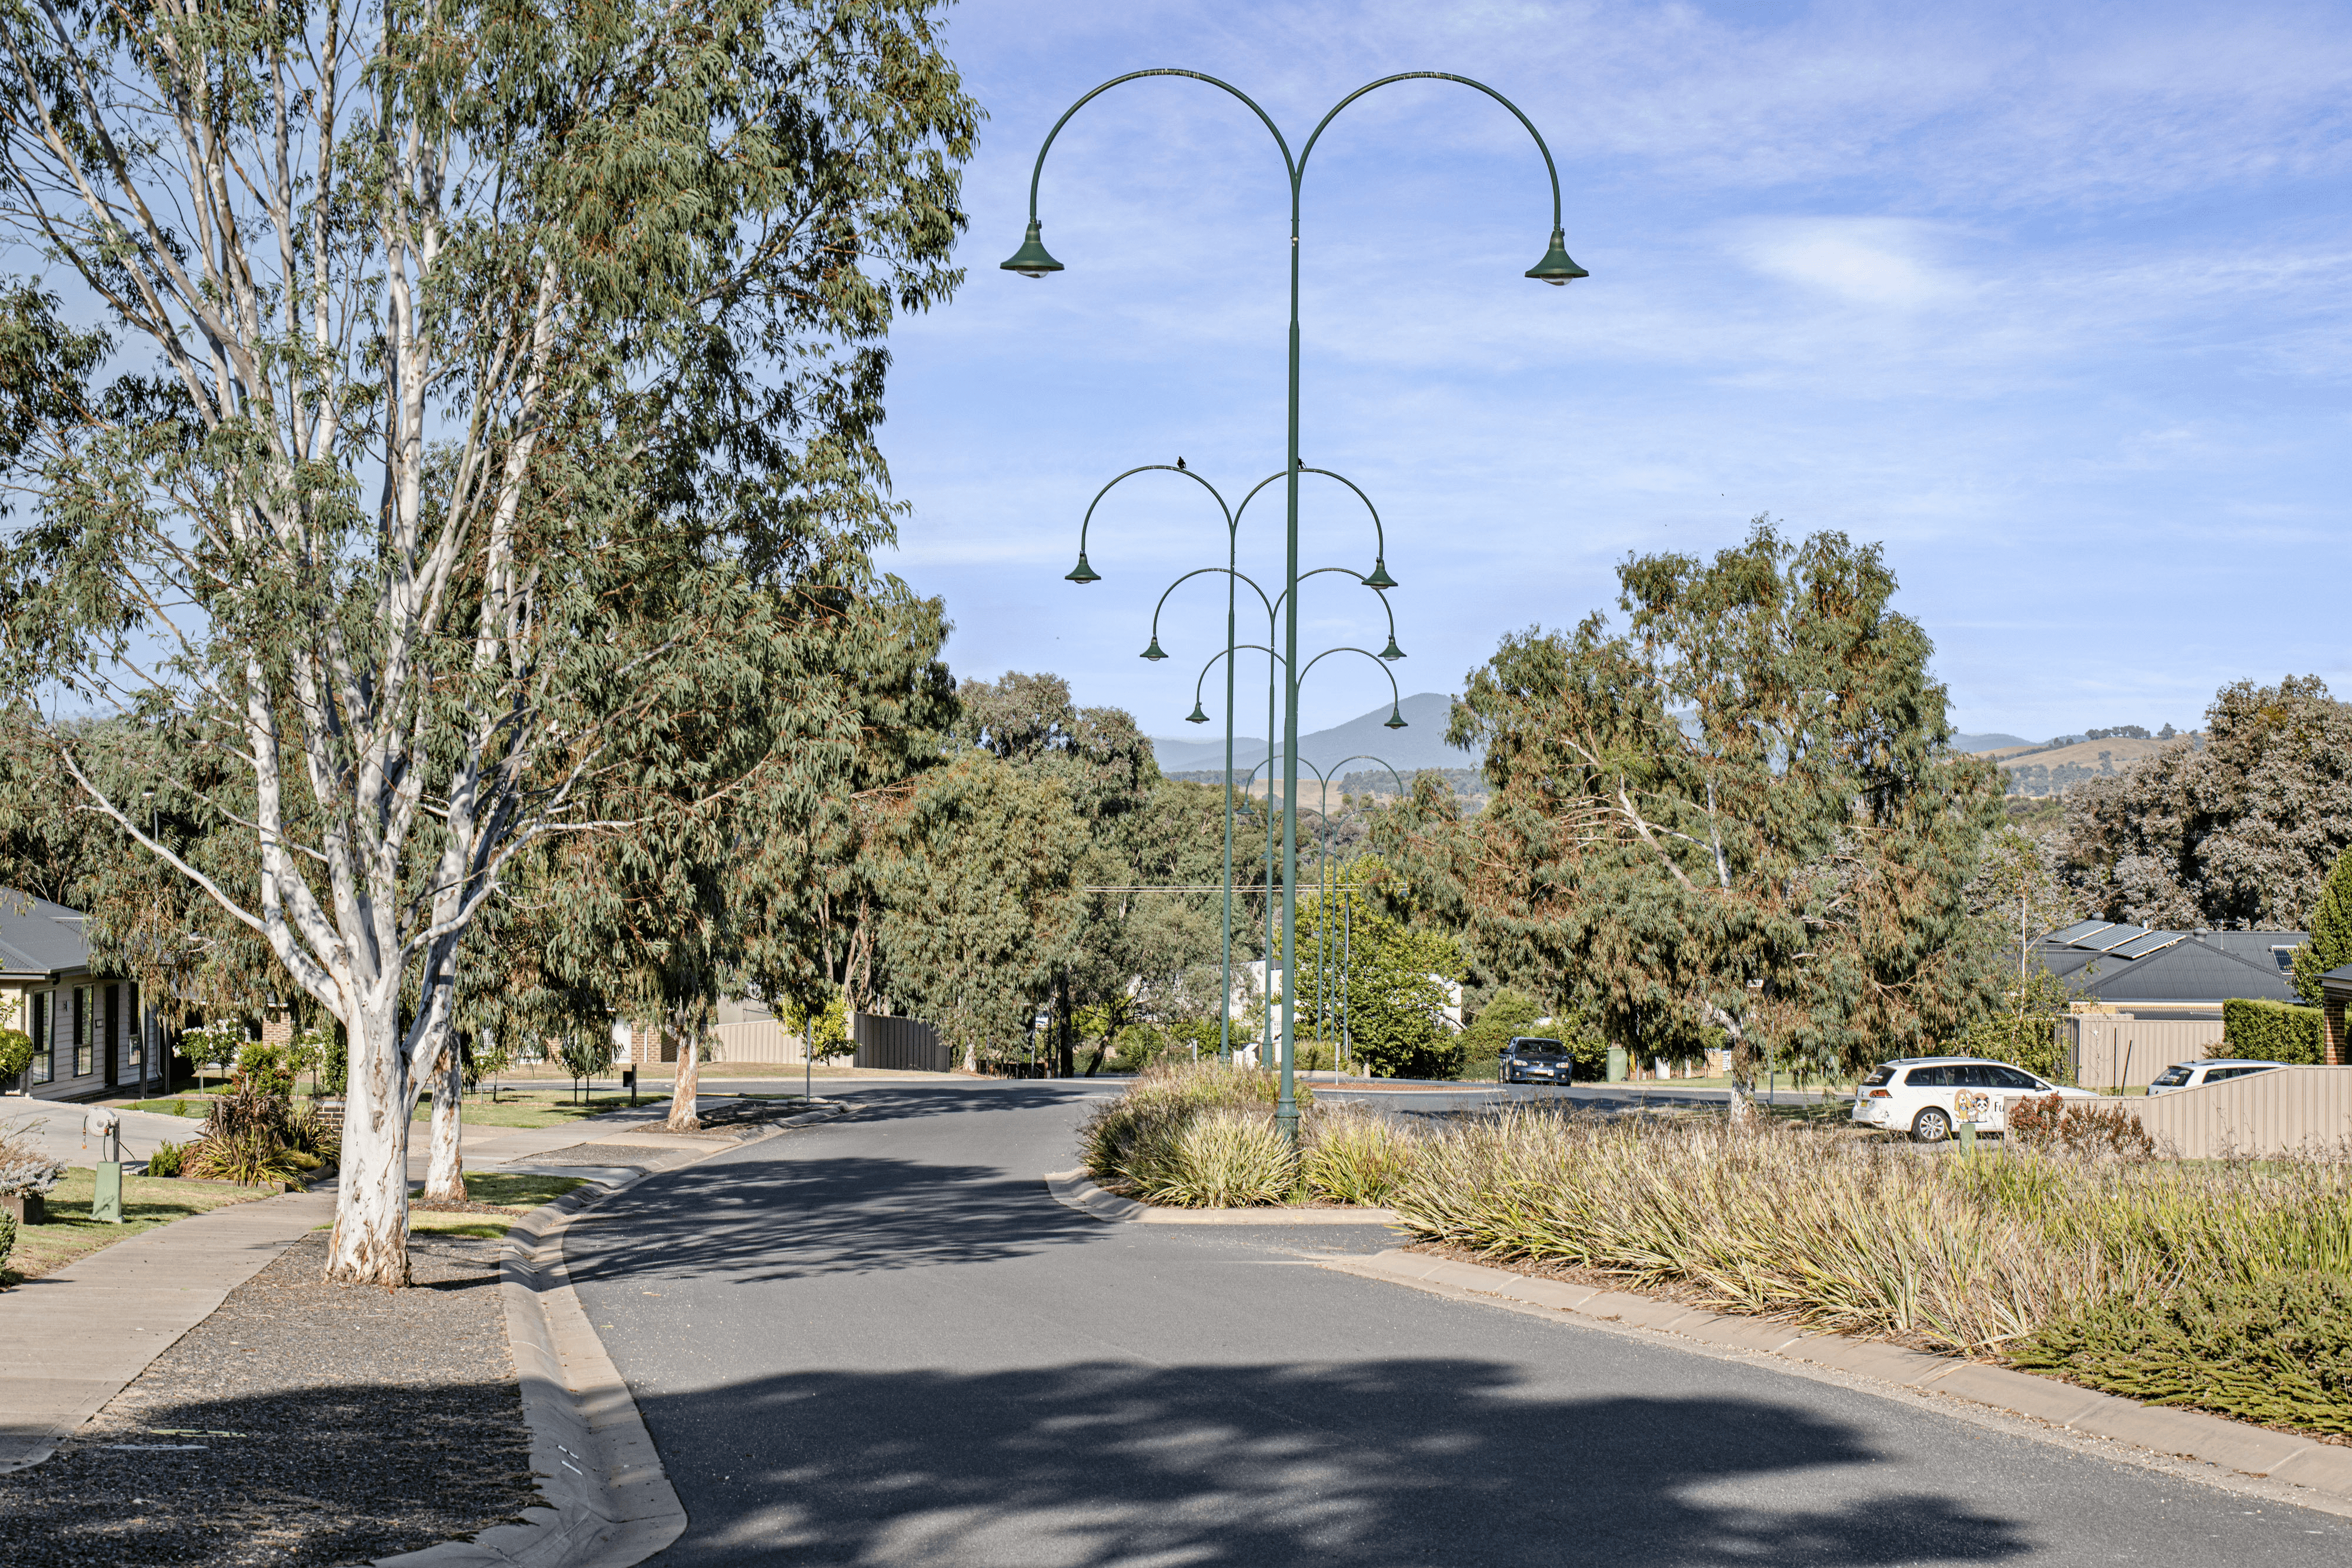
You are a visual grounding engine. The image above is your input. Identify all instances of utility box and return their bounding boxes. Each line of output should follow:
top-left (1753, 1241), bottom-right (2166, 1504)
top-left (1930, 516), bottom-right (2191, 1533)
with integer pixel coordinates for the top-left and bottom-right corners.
top-left (1606, 1045), bottom-right (1628, 1083)
top-left (92, 1161), bottom-right (124, 1223)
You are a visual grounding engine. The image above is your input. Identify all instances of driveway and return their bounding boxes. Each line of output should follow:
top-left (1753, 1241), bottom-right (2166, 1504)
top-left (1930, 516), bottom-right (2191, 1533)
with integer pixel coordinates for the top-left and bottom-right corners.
top-left (564, 1080), bottom-right (2346, 1566)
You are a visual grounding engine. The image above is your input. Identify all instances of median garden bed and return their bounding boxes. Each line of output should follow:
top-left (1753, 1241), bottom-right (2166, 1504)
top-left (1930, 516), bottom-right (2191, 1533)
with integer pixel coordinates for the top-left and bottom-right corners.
top-left (1082, 1061), bottom-right (2352, 1441)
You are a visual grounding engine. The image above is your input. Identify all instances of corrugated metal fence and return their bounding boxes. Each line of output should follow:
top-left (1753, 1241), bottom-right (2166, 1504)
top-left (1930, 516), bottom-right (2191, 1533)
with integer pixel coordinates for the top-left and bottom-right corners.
top-left (853, 1012), bottom-right (950, 1074)
top-left (707, 1019), bottom-right (806, 1064)
top-left (2111, 1065), bottom-right (2352, 1159)
top-left (2065, 1017), bottom-right (2225, 1090)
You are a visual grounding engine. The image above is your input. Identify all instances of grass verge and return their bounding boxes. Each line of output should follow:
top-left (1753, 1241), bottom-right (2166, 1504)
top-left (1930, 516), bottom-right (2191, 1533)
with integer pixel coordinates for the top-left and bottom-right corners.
top-left (1, 1169), bottom-right (274, 1286)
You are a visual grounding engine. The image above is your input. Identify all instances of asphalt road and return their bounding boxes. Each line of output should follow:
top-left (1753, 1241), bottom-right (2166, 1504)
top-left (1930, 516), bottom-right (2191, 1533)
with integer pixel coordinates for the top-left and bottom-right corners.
top-left (566, 1081), bottom-right (2347, 1566)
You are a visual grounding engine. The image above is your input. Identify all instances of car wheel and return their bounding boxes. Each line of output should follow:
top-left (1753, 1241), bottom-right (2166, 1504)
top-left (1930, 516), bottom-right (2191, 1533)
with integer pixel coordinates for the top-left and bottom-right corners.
top-left (1911, 1106), bottom-right (1952, 1145)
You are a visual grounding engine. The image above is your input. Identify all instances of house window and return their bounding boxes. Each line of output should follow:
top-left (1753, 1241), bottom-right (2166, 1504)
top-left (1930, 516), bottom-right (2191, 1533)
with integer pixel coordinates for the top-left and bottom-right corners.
top-left (125, 982), bottom-right (141, 1068)
top-left (74, 987), bottom-right (93, 1076)
top-left (31, 992), bottom-right (51, 1083)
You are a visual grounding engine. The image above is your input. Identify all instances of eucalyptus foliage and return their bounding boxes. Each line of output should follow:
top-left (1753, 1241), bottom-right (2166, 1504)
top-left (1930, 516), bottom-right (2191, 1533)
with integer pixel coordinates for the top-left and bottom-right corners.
top-left (0, 0), bottom-right (975, 1282)
top-left (1380, 521), bottom-right (2005, 1119)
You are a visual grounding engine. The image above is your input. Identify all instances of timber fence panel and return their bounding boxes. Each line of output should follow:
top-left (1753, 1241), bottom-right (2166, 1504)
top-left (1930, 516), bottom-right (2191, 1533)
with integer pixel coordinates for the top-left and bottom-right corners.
top-left (2104, 1066), bottom-right (2352, 1160)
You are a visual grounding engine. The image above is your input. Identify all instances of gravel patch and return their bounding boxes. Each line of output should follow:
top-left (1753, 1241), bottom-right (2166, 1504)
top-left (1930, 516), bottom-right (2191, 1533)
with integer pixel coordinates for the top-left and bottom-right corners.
top-left (520, 1139), bottom-right (717, 1172)
top-left (0, 1231), bottom-right (536, 1566)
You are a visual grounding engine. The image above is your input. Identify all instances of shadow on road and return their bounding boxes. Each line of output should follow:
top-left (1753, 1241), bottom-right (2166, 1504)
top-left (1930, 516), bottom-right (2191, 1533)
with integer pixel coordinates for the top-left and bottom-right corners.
top-left (650, 1359), bottom-right (2033, 1566)
top-left (564, 1151), bottom-right (1104, 1286)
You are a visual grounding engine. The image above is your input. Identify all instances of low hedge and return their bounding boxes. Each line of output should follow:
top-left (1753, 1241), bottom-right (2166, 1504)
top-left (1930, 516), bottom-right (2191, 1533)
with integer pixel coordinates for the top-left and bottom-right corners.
top-left (2014, 1271), bottom-right (2352, 1435)
top-left (2221, 998), bottom-right (2322, 1064)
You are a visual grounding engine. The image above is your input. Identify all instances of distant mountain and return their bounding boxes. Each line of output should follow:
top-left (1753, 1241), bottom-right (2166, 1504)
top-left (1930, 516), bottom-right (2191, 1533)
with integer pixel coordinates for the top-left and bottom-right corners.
top-left (1952, 732), bottom-right (2032, 753)
top-left (1151, 692), bottom-right (1478, 778)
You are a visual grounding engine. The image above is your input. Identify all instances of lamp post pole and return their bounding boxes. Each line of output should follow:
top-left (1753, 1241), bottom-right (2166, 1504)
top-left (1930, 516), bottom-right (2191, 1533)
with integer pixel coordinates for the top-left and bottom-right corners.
top-left (1011, 69), bottom-right (1585, 1144)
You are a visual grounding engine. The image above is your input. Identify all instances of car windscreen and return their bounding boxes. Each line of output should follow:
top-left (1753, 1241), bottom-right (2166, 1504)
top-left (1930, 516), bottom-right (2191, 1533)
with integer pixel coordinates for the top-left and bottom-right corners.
top-left (1860, 1065), bottom-right (1895, 1087)
top-left (1511, 1039), bottom-right (1565, 1057)
top-left (2151, 1065), bottom-right (2193, 1087)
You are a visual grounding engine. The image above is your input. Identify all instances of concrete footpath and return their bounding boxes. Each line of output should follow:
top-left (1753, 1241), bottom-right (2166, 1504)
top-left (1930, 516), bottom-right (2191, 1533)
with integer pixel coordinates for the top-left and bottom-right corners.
top-left (0, 1106), bottom-right (689, 1473)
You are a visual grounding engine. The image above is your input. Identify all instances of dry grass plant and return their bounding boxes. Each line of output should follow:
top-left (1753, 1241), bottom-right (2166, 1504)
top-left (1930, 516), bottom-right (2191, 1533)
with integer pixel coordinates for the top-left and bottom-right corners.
top-left (1078, 1058), bottom-right (1312, 1202)
top-left (1138, 1108), bottom-right (1296, 1207)
top-left (1390, 1106), bottom-right (2352, 1356)
top-left (1299, 1101), bottom-right (1419, 1206)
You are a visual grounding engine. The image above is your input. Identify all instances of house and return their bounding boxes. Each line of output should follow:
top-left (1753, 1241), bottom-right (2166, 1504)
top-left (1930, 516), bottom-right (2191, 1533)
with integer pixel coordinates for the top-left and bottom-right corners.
top-left (2032, 921), bottom-right (2307, 1019)
top-left (0, 891), bottom-right (159, 1102)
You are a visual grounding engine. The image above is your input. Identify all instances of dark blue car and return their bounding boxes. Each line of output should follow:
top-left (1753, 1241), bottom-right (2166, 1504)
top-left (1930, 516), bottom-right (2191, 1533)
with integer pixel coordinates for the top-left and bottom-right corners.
top-left (1500, 1037), bottom-right (1571, 1084)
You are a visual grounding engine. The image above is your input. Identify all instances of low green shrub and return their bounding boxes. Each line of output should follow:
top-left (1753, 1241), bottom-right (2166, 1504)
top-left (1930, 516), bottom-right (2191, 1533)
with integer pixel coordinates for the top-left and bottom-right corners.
top-left (2221, 998), bottom-right (2322, 1064)
top-left (145, 1140), bottom-right (186, 1178)
top-left (0, 1027), bottom-right (32, 1081)
top-left (2015, 1271), bottom-right (2352, 1435)
top-left (1300, 1102), bottom-right (1418, 1205)
top-left (0, 1209), bottom-right (15, 1271)
top-left (1136, 1108), bottom-right (1294, 1207)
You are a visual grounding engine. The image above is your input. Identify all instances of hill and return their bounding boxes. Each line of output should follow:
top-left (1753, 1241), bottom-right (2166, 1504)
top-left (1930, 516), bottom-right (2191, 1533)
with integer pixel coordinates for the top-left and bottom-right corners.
top-left (1150, 693), bottom-right (1478, 778)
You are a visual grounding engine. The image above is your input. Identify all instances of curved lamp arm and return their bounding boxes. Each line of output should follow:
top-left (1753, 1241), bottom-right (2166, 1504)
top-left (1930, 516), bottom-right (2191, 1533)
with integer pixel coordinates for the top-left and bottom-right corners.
top-left (1145, 566), bottom-right (1275, 660)
top-left (1067, 463), bottom-right (1235, 583)
top-left (1192, 646), bottom-right (1408, 729)
top-left (1009, 70), bottom-right (1584, 285)
top-left (1274, 566), bottom-right (1405, 659)
top-left (1234, 465), bottom-right (1399, 588)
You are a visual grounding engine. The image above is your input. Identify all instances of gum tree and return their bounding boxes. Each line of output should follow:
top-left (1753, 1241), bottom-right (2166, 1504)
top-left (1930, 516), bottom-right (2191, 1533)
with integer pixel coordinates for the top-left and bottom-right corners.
top-left (0, 0), bottom-right (975, 1282)
top-left (1381, 522), bottom-right (2004, 1124)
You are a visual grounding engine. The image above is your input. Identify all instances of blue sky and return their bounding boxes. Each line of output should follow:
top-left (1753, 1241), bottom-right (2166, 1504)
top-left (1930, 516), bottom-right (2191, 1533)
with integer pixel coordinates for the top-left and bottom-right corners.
top-left (877, 0), bottom-right (2352, 745)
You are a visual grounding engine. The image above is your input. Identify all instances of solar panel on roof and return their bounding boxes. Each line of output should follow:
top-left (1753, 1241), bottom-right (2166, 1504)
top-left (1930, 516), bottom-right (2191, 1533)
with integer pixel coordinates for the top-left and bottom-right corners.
top-left (2109, 931), bottom-right (2185, 959)
top-left (2077, 925), bottom-right (2153, 952)
top-left (2051, 921), bottom-right (2114, 944)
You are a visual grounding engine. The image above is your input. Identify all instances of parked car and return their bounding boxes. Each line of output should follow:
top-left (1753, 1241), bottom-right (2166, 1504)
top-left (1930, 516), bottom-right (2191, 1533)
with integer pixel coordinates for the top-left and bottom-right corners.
top-left (1850, 1056), bottom-right (2096, 1144)
top-left (2146, 1059), bottom-right (2290, 1096)
top-left (1500, 1037), bottom-right (1571, 1084)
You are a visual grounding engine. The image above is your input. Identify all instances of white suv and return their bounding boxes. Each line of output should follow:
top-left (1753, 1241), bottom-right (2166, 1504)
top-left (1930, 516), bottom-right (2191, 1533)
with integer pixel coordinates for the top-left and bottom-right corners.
top-left (2146, 1059), bottom-right (2290, 1096)
top-left (1851, 1057), bottom-right (2096, 1144)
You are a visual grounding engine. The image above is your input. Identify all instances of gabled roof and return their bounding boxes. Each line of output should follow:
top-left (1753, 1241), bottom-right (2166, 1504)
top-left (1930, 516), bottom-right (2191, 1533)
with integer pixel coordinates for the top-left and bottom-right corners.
top-left (0, 890), bottom-right (94, 981)
top-left (2033, 924), bottom-right (2305, 1005)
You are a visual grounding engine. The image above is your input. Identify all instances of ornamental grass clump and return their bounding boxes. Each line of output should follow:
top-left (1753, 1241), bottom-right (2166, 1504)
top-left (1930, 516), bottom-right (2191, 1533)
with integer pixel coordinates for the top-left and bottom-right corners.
top-left (1389, 1106), bottom-right (2352, 1363)
top-left (1138, 1109), bottom-right (1296, 1208)
top-left (1078, 1058), bottom-right (1311, 1204)
top-left (1299, 1102), bottom-right (1420, 1206)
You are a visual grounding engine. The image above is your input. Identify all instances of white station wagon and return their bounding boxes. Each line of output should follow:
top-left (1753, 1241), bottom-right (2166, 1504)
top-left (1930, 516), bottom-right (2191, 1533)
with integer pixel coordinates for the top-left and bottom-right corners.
top-left (2146, 1059), bottom-right (2290, 1096)
top-left (1851, 1056), bottom-right (2096, 1144)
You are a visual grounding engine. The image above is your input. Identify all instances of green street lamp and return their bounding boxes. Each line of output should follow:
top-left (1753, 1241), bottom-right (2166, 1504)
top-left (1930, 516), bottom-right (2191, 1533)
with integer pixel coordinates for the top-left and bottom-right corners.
top-left (1018, 68), bottom-right (1581, 1146)
top-left (1288, 752), bottom-right (1410, 1078)
top-left (1197, 640), bottom-right (1411, 1062)
top-left (1073, 462), bottom-right (1402, 1067)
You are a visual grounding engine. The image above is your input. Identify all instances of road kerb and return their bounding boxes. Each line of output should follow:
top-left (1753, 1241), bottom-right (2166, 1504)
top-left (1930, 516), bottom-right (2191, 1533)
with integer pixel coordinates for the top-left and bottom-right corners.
top-left (1042, 1169), bottom-right (1404, 1226)
top-left (376, 1099), bottom-right (844, 1567)
top-left (1321, 1248), bottom-right (2352, 1507)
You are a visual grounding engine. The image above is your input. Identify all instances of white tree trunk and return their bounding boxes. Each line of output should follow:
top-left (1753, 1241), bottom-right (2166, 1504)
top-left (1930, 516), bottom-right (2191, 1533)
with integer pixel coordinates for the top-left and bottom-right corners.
top-left (327, 1002), bottom-right (415, 1287)
top-left (666, 1014), bottom-right (701, 1131)
top-left (423, 1041), bottom-right (465, 1202)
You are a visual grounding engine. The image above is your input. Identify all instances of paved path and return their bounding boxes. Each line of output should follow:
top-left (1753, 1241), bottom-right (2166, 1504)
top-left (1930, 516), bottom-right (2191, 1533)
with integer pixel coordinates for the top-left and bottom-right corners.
top-left (0, 1188), bottom-right (336, 1470)
top-left (566, 1081), bottom-right (2349, 1566)
top-left (0, 1100), bottom-right (680, 1472)
top-left (2, 1101), bottom-right (208, 1165)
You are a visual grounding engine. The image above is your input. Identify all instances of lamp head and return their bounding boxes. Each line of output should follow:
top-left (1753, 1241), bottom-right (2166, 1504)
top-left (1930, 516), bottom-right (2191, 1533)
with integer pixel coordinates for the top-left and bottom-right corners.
top-left (1141, 636), bottom-right (1167, 662)
top-left (1064, 551), bottom-right (1101, 584)
top-left (1185, 701), bottom-right (1211, 726)
top-left (1364, 558), bottom-right (1398, 591)
top-left (1384, 707), bottom-right (1409, 730)
top-left (1525, 228), bottom-right (1589, 286)
top-left (1379, 634), bottom-right (1405, 661)
top-left (1001, 220), bottom-right (1064, 279)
